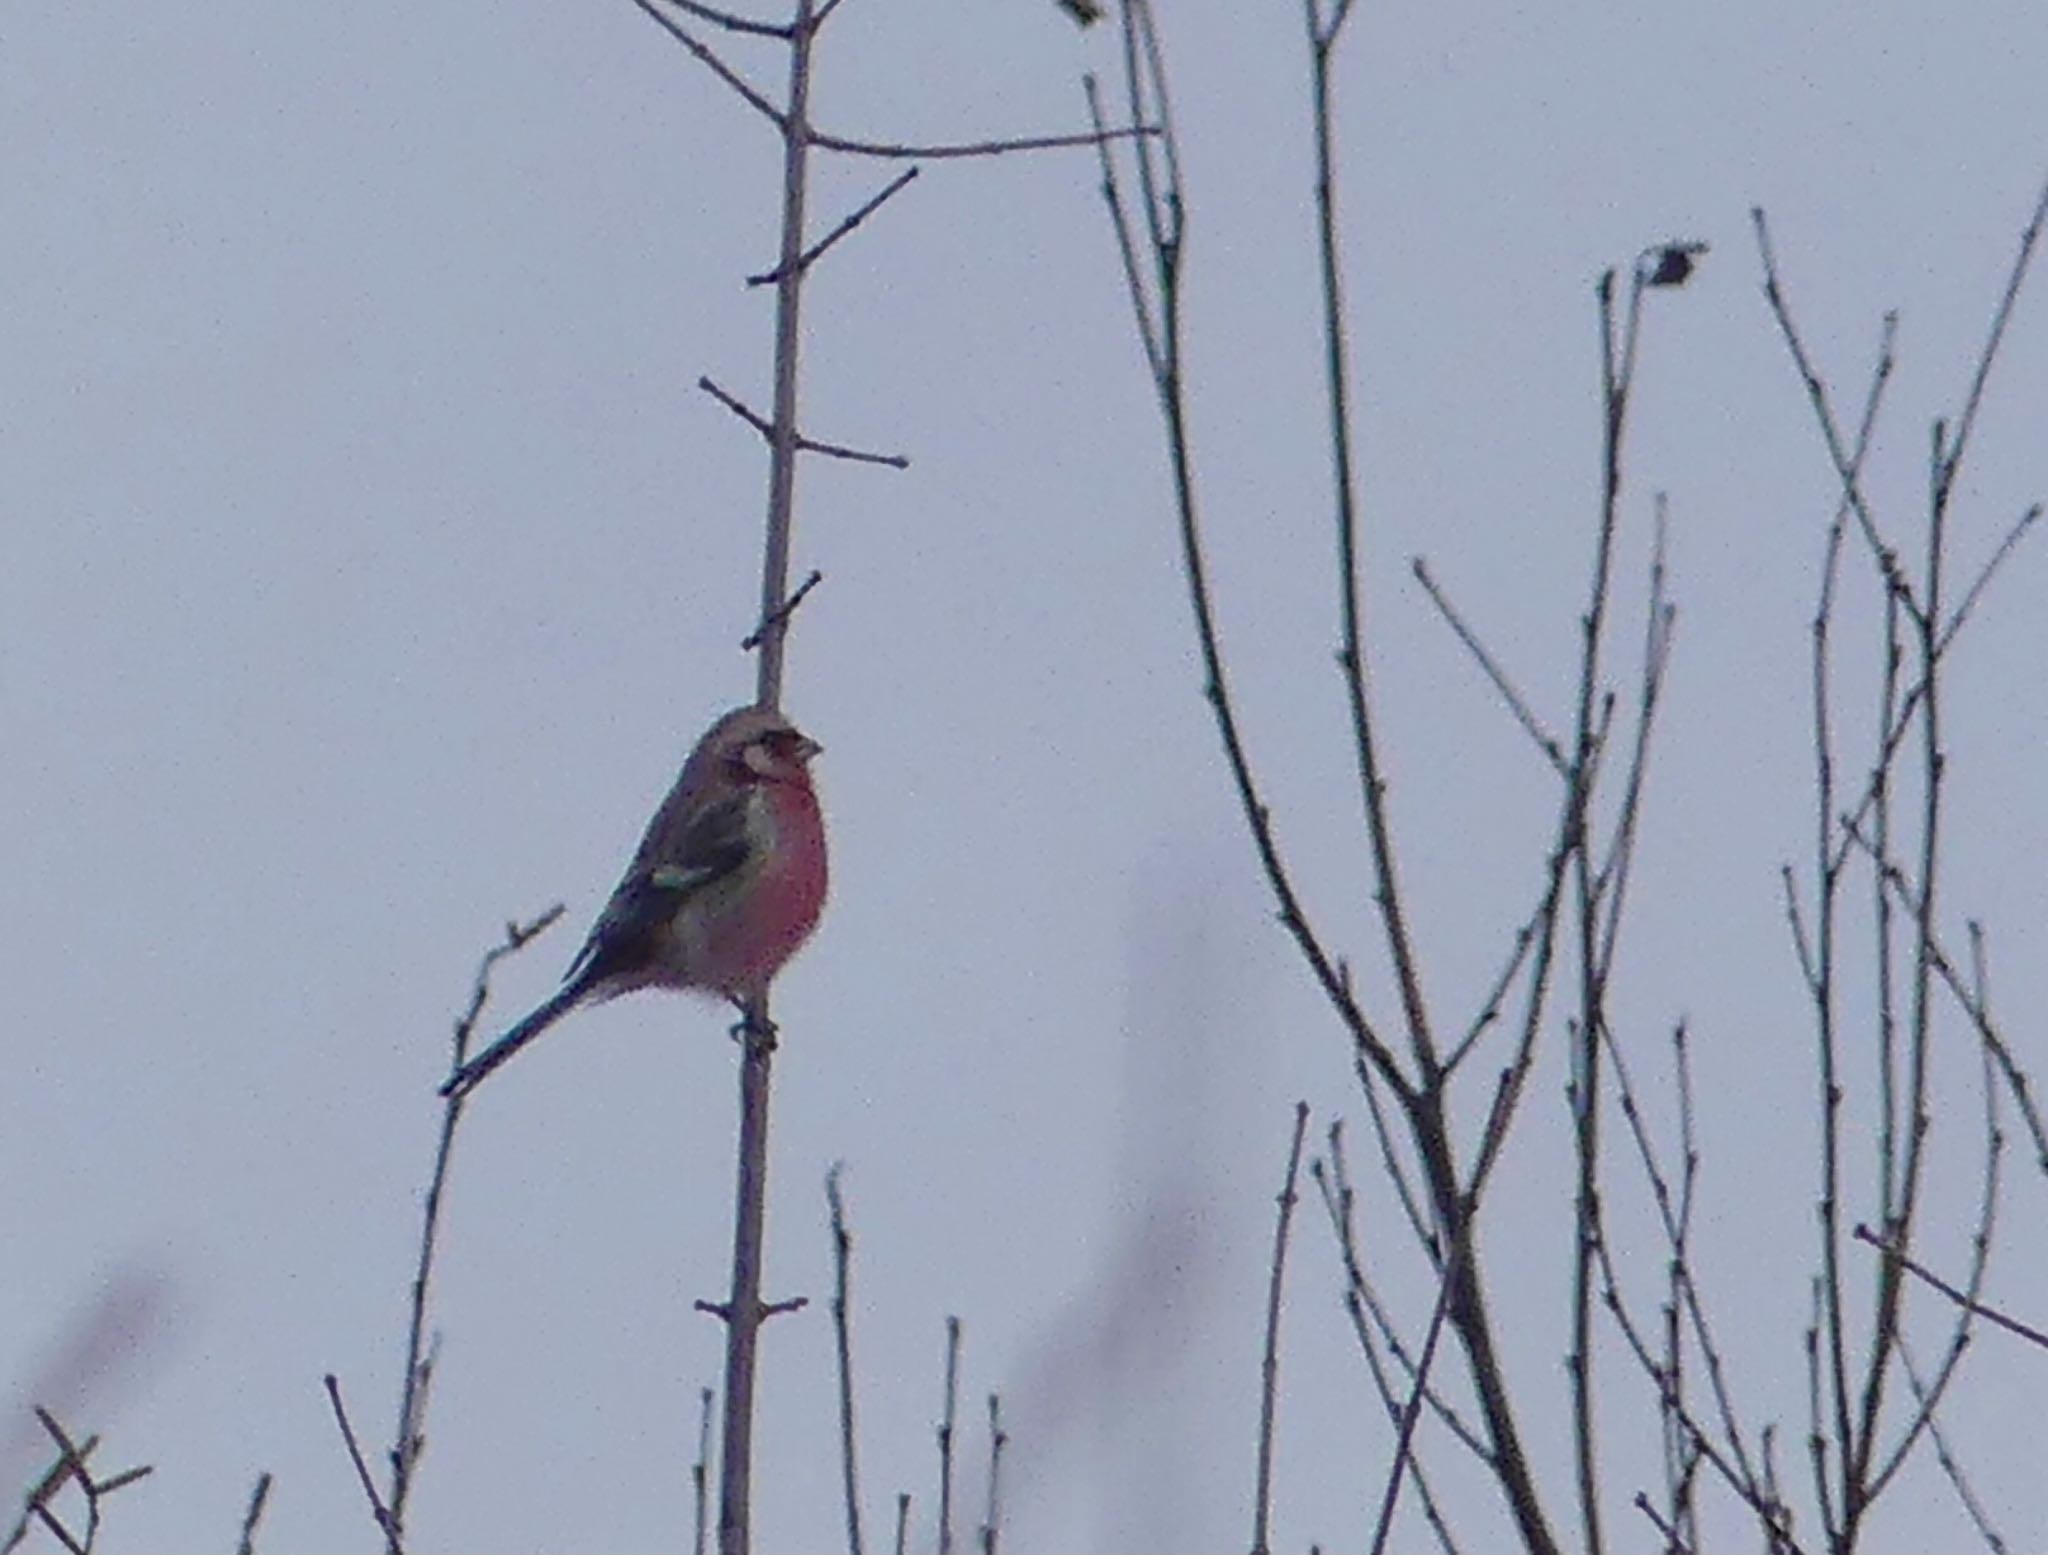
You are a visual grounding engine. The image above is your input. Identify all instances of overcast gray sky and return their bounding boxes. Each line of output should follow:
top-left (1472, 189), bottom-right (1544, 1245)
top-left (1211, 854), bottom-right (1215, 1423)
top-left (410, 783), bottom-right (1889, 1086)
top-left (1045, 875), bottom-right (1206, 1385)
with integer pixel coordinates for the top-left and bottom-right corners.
top-left (6, 1), bottom-right (2048, 1550)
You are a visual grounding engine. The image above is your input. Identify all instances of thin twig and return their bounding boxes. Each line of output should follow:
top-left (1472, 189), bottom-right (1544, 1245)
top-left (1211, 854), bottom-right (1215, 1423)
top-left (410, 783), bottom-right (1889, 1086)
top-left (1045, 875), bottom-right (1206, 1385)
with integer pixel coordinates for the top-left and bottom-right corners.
top-left (812, 122), bottom-right (1156, 161)
top-left (394, 906), bottom-right (563, 1536)
top-left (324, 1375), bottom-right (402, 1553)
top-left (1938, 175), bottom-right (2048, 500)
top-left (1851, 1224), bottom-right (2046, 1350)
top-left (236, 1472), bottom-right (273, 1555)
top-left (1305, 0), bottom-right (1437, 1082)
top-left (1251, 1102), bottom-right (1311, 1555)
top-left (749, 168), bottom-right (921, 286)
top-left (701, 375), bottom-right (775, 438)
top-left (1753, 208), bottom-right (1915, 613)
top-left (743, 569), bottom-right (825, 650)
top-left (1632, 1492), bottom-right (1692, 1555)
top-left (937, 1315), bottom-right (961, 1555)
top-left (693, 1386), bottom-right (715, 1555)
top-left (827, 1166), bottom-right (865, 1555)
top-left (892, 1494), bottom-right (911, 1555)
top-left (1370, 1076), bottom-right (1517, 1555)
top-left (1312, 1140), bottom-right (1491, 1464)
top-left (1411, 557), bottom-right (1565, 772)
top-left (654, 0), bottom-right (792, 38)
top-left (1441, 923), bottom-right (1536, 1078)
top-left (1089, 0), bottom-right (1408, 1102)
top-left (796, 432), bottom-right (911, 470)
top-left (629, 0), bottom-right (786, 129)
top-left (977, 1395), bottom-right (1007, 1555)
top-left (1896, 1340), bottom-right (2007, 1553)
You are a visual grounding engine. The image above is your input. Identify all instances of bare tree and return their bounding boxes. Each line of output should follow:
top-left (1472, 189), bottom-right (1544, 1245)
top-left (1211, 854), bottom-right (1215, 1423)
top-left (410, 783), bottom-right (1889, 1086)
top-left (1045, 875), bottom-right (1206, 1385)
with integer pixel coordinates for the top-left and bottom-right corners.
top-left (1092, 2), bottom-right (2046, 1551)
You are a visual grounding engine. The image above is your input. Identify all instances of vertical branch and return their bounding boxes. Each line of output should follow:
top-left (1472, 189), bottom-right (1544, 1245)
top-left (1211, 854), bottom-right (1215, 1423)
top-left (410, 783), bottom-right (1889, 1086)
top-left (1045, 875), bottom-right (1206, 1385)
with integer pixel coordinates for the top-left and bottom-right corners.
top-left (693, 1386), bottom-right (715, 1555)
top-left (236, 1471), bottom-right (273, 1555)
top-left (1847, 428), bottom-right (1949, 1513)
top-left (716, 0), bottom-right (819, 1548)
top-left (977, 1395), bottom-right (1007, 1555)
top-left (1303, 0), bottom-right (1435, 1074)
top-left (1873, 587), bottom-right (1902, 1239)
top-left (1565, 259), bottom-right (1646, 1555)
top-left (1251, 1102), bottom-right (1311, 1555)
top-left (720, 3), bottom-right (817, 1551)
top-left (827, 1167), bottom-right (865, 1555)
top-left (390, 906), bottom-right (562, 1546)
top-left (937, 1315), bottom-right (961, 1555)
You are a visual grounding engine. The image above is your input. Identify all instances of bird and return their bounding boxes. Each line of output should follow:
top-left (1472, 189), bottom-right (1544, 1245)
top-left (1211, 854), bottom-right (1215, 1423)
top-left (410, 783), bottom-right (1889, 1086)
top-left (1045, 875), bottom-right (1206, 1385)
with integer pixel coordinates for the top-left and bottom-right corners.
top-left (442, 704), bottom-right (828, 1102)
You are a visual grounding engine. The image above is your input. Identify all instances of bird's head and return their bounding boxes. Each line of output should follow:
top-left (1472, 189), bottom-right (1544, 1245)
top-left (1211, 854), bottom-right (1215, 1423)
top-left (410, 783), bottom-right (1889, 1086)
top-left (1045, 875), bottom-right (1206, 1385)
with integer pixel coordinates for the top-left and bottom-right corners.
top-left (699, 704), bottom-right (823, 787)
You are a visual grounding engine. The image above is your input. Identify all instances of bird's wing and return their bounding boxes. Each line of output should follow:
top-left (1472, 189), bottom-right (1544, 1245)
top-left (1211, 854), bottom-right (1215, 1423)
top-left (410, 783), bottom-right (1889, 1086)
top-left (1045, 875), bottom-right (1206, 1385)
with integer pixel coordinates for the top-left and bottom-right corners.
top-left (561, 789), bottom-right (762, 995)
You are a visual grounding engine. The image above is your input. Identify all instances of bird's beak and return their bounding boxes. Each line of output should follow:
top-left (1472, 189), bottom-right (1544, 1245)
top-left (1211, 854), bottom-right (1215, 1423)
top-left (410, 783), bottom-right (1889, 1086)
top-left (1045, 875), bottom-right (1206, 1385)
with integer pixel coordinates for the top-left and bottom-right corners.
top-left (795, 735), bottom-right (823, 762)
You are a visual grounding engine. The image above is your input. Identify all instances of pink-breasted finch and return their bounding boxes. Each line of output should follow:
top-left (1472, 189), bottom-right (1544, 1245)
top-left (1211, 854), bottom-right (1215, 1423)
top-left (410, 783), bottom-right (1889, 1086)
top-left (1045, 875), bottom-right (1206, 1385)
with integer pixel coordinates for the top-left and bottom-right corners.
top-left (441, 705), bottom-right (828, 1101)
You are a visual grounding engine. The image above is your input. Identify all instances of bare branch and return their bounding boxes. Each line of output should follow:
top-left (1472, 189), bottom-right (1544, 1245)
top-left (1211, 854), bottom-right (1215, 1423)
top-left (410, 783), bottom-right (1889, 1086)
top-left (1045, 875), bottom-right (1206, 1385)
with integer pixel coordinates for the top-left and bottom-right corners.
top-left (652, 0), bottom-right (792, 39)
top-left (937, 1316), bottom-right (961, 1555)
top-left (827, 1166), bottom-right (865, 1555)
top-left (1938, 502), bottom-right (2042, 653)
top-left (395, 906), bottom-right (562, 1533)
top-left (324, 1375), bottom-right (402, 1554)
top-left (749, 167), bottom-right (922, 286)
top-left (1441, 922), bottom-right (1536, 1078)
top-left (812, 122), bottom-right (1156, 161)
top-left (701, 375), bottom-right (775, 439)
top-left (1312, 1135), bottom-right (1492, 1464)
top-left (976, 1395), bottom-right (1007, 1555)
top-left (797, 432), bottom-right (911, 470)
top-left (1369, 1078), bottom-right (1516, 1555)
top-left (1304, 0), bottom-right (1438, 1081)
top-left (1938, 175), bottom-right (2048, 498)
top-left (1411, 556), bottom-right (1565, 772)
top-left (627, 0), bottom-right (786, 129)
top-left (743, 569), bottom-right (825, 650)
top-left (1251, 1102), bottom-right (1311, 1555)
top-left (1852, 1223), bottom-right (2047, 1351)
top-left (236, 1472), bottom-right (273, 1555)
top-left (1752, 208), bottom-right (1917, 614)
top-left (694, 1387), bottom-right (714, 1555)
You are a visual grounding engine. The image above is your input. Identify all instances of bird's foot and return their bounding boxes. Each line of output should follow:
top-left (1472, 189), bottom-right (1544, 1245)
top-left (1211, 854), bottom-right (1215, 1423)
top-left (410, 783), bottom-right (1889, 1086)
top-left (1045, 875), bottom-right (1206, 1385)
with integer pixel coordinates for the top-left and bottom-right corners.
top-left (727, 997), bottom-right (779, 1053)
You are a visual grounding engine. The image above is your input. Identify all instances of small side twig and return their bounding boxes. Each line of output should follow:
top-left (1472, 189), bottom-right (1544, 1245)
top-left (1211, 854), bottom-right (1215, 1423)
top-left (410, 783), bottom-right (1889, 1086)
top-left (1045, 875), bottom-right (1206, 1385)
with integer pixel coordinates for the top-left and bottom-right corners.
top-left (391, 904), bottom-right (564, 1537)
top-left (1251, 1102), bottom-right (1311, 1555)
top-left (653, 0), bottom-right (791, 40)
top-left (937, 1315), bottom-right (961, 1555)
top-left (236, 1471), bottom-right (273, 1555)
top-left (977, 1394), bottom-right (1007, 1555)
top-left (749, 168), bottom-right (922, 286)
top-left (1411, 556), bottom-right (1565, 772)
top-left (1851, 1223), bottom-right (2048, 1351)
top-left (743, 569), bottom-right (826, 650)
top-left (693, 1386), bottom-right (715, 1555)
top-left (703, 374), bottom-right (911, 473)
top-left (892, 1493), bottom-right (911, 1555)
top-left (325, 1374), bottom-right (402, 1554)
top-left (812, 122), bottom-right (1157, 161)
top-left (827, 1165), bottom-right (865, 1555)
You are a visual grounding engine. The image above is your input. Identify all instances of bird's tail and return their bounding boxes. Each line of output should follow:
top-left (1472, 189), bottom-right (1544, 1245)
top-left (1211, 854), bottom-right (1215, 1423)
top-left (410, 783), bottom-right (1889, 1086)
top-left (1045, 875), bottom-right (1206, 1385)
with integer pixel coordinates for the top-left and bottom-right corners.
top-left (440, 982), bottom-right (585, 1102)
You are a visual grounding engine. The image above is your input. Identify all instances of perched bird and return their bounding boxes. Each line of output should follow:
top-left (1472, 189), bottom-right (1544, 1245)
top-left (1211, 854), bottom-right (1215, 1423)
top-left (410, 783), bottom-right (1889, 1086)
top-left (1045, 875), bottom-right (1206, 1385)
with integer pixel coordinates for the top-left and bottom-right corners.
top-left (442, 704), bottom-right (828, 1101)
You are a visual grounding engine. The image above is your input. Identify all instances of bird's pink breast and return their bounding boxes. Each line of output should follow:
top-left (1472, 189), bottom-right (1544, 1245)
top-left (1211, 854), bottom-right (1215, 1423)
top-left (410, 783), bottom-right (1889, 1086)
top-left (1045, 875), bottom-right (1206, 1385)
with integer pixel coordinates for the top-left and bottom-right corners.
top-left (697, 779), bottom-right (828, 999)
